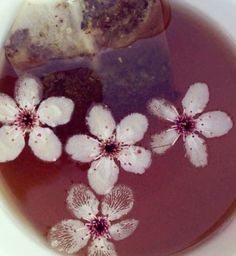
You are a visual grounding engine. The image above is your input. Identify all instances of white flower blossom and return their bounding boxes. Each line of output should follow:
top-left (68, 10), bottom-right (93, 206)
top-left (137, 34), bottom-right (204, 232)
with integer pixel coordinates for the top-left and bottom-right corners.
top-left (0, 74), bottom-right (74, 162)
top-left (48, 184), bottom-right (139, 256)
top-left (66, 104), bottom-right (151, 195)
top-left (148, 82), bottom-right (233, 167)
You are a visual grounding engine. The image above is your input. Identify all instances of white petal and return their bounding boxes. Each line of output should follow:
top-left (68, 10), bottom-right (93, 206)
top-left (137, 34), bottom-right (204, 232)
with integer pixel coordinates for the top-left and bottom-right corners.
top-left (88, 238), bottom-right (117, 256)
top-left (151, 129), bottom-right (179, 154)
top-left (0, 94), bottom-right (19, 124)
top-left (116, 113), bottom-right (148, 145)
top-left (196, 111), bottom-right (233, 138)
top-left (148, 98), bottom-right (178, 121)
top-left (15, 74), bottom-right (42, 109)
top-left (88, 157), bottom-right (119, 195)
top-left (65, 135), bottom-right (100, 163)
top-left (109, 219), bottom-right (139, 241)
top-left (86, 105), bottom-right (116, 140)
top-left (0, 125), bottom-right (25, 162)
top-left (184, 134), bottom-right (208, 167)
top-left (37, 97), bottom-right (74, 127)
top-left (67, 184), bottom-right (99, 220)
top-left (48, 220), bottom-right (90, 254)
top-left (29, 127), bottom-right (62, 162)
top-left (101, 185), bottom-right (134, 221)
top-left (182, 83), bottom-right (209, 116)
top-left (118, 146), bottom-right (151, 174)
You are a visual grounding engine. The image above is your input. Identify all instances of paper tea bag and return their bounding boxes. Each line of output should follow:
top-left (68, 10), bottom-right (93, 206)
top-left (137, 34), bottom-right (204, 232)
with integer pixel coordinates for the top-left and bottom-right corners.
top-left (5, 0), bottom-right (170, 72)
top-left (80, 0), bottom-right (170, 48)
top-left (5, 0), bottom-right (95, 72)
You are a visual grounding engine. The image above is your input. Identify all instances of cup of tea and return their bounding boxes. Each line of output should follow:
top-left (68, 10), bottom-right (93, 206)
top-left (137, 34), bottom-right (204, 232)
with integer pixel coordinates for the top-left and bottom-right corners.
top-left (0, 0), bottom-right (235, 256)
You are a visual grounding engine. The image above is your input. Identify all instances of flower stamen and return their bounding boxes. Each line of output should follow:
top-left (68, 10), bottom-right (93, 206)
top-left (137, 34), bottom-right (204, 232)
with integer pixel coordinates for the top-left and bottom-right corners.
top-left (15, 108), bottom-right (38, 133)
top-left (174, 114), bottom-right (196, 137)
top-left (86, 216), bottom-right (110, 240)
top-left (100, 138), bottom-right (122, 158)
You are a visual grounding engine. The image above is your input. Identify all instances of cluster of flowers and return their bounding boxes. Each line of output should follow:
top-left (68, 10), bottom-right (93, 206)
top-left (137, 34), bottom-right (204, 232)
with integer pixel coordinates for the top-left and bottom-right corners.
top-left (0, 75), bottom-right (233, 255)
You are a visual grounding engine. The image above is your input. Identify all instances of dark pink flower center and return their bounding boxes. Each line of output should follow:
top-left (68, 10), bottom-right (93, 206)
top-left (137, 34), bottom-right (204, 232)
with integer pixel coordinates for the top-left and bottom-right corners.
top-left (101, 139), bottom-right (121, 157)
top-left (16, 109), bottom-right (38, 132)
top-left (105, 143), bottom-right (118, 153)
top-left (87, 216), bottom-right (110, 239)
top-left (175, 114), bottom-right (196, 136)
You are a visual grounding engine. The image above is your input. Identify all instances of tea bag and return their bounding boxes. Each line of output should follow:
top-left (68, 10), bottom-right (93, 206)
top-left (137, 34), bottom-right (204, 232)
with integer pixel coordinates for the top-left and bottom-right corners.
top-left (5, 0), bottom-right (171, 73)
top-left (5, 0), bottom-right (96, 73)
top-left (80, 0), bottom-right (171, 48)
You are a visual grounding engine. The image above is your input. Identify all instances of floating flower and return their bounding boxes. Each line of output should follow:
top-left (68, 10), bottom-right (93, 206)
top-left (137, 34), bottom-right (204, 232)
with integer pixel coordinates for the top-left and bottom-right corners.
top-left (148, 83), bottom-right (233, 167)
top-left (0, 74), bottom-right (74, 162)
top-left (66, 104), bottom-right (151, 195)
top-left (48, 184), bottom-right (138, 256)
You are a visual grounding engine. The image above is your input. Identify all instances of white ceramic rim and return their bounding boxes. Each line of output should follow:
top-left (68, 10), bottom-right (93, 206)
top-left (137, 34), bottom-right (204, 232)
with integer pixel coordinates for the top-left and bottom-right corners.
top-left (0, 0), bottom-right (236, 255)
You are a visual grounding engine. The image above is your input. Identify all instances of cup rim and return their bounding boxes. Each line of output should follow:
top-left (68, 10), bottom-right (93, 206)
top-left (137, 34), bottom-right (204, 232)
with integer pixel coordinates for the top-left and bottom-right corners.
top-left (0, 0), bottom-right (236, 255)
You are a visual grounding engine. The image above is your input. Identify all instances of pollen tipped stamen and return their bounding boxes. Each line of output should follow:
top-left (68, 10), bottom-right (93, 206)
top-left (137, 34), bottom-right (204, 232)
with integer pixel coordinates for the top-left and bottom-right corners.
top-left (86, 217), bottom-right (110, 240)
top-left (15, 108), bottom-right (38, 133)
top-left (174, 114), bottom-right (196, 137)
top-left (101, 138), bottom-right (122, 158)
